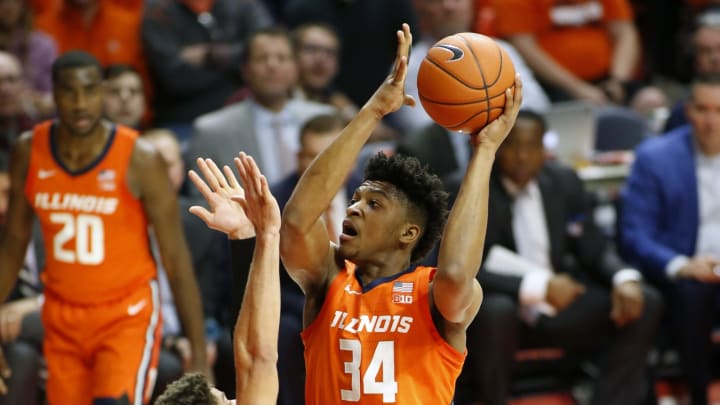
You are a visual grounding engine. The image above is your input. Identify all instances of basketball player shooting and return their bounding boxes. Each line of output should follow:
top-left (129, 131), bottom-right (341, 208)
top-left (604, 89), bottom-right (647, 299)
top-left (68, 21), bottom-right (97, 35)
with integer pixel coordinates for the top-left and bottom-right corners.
top-left (279, 23), bottom-right (523, 404)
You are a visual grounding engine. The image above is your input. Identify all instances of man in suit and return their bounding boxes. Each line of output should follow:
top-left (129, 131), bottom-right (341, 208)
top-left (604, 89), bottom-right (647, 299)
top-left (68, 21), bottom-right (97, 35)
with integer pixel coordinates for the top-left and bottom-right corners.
top-left (457, 110), bottom-right (663, 405)
top-left (184, 26), bottom-right (333, 193)
top-left (620, 73), bottom-right (720, 405)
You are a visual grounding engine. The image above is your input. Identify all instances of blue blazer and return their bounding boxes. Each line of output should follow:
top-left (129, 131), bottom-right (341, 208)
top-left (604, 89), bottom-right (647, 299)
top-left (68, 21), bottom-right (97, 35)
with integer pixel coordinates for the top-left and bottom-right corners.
top-left (619, 125), bottom-right (699, 280)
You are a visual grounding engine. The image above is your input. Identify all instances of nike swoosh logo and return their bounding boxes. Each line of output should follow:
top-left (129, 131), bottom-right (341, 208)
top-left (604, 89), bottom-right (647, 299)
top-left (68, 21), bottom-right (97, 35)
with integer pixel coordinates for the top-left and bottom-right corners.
top-left (435, 44), bottom-right (464, 61)
top-left (38, 169), bottom-right (56, 179)
top-left (127, 299), bottom-right (147, 316)
top-left (344, 285), bottom-right (361, 295)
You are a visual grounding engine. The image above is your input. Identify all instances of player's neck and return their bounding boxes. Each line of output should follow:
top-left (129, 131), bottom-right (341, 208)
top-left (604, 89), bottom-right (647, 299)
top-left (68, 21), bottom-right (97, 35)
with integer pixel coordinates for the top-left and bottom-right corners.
top-left (354, 253), bottom-right (411, 285)
top-left (55, 121), bottom-right (112, 170)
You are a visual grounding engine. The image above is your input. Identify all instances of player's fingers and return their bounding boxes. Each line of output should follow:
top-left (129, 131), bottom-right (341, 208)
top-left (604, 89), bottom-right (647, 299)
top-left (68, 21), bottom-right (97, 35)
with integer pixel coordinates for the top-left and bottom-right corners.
top-left (393, 56), bottom-right (408, 86)
top-left (187, 170), bottom-right (214, 203)
top-left (404, 94), bottom-right (416, 107)
top-left (245, 155), bottom-right (264, 194)
top-left (0, 378), bottom-right (6, 395)
top-left (222, 165), bottom-right (241, 190)
top-left (239, 154), bottom-right (261, 196)
top-left (205, 159), bottom-right (229, 189)
top-left (512, 74), bottom-right (524, 110)
top-left (188, 206), bottom-right (214, 226)
top-left (234, 156), bottom-right (251, 192)
top-left (196, 158), bottom-right (221, 191)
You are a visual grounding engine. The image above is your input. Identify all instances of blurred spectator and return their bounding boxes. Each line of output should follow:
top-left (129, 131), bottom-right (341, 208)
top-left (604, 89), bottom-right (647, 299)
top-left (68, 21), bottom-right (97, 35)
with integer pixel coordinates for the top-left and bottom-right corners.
top-left (391, 0), bottom-right (550, 134)
top-left (456, 110), bottom-right (662, 405)
top-left (141, 0), bottom-right (273, 140)
top-left (492, 0), bottom-right (642, 105)
top-left (620, 74), bottom-right (720, 405)
top-left (142, 129), bottom-right (235, 401)
top-left (184, 26), bottom-right (333, 190)
top-left (35, 0), bottom-right (146, 76)
top-left (292, 22), bottom-right (398, 142)
top-left (666, 9), bottom-right (720, 131)
top-left (102, 64), bottom-right (145, 129)
top-left (0, 154), bottom-right (45, 405)
top-left (0, 52), bottom-right (36, 158)
top-left (29, 0), bottom-right (145, 15)
top-left (0, 0), bottom-right (56, 118)
top-left (283, 0), bottom-right (419, 108)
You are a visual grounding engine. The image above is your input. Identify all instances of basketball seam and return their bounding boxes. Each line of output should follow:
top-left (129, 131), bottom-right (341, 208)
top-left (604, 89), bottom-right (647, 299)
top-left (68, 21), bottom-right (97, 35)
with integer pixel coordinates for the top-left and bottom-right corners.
top-left (447, 106), bottom-right (505, 131)
top-left (458, 34), bottom-right (491, 129)
top-left (424, 58), bottom-right (493, 92)
top-left (418, 90), bottom-right (507, 106)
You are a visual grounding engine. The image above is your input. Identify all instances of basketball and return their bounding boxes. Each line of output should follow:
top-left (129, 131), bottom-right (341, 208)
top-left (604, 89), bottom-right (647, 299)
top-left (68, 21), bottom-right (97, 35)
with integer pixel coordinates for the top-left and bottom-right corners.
top-left (417, 32), bottom-right (516, 134)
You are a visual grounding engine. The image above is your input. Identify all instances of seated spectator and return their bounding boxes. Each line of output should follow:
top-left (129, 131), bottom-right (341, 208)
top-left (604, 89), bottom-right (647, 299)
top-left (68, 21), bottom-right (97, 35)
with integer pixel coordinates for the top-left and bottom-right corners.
top-left (620, 73), bottom-right (720, 405)
top-left (0, 0), bottom-right (56, 119)
top-left (0, 154), bottom-right (45, 405)
top-left (0, 52), bottom-right (36, 156)
top-left (666, 8), bottom-right (720, 131)
top-left (456, 110), bottom-right (663, 405)
top-left (141, 0), bottom-right (273, 140)
top-left (184, 26), bottom-right (333, 190)
top-left (391, 0), bottom-right (550, 135)
top-left (35, 0), bottom-right (149, 108)
top-left (492, 0), bottom-right (642, 105)
top-left (291, 22), bottom-right (398, 142)
top-left (102, 64), bottom-right (145, 130)
top-left (142, 129), bottom-right (235, 401)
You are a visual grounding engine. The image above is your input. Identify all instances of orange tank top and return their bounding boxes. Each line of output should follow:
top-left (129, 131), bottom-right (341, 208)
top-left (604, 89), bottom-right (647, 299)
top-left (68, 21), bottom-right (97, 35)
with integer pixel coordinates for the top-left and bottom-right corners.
top-left (24, 121), bottom-right (157, 304)
top-left (301, 262), bottom-right (465, 404)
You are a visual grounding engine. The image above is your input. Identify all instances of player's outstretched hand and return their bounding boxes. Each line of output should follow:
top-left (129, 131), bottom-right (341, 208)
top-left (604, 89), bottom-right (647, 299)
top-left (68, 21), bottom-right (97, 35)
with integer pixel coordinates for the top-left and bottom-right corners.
top-left (188, 157), bottom-right (255, 240)
top-left (366, 23), bottom-right (415, 119)
top-left (232, 152), bottom-right (280, 237)
top-left (471, 74), bottom-right (523, 151)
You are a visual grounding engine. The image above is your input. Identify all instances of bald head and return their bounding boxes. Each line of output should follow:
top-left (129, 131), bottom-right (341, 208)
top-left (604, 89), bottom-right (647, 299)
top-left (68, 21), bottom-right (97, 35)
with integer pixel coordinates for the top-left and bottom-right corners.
top-left (0, 51), bottom-right (23, 116)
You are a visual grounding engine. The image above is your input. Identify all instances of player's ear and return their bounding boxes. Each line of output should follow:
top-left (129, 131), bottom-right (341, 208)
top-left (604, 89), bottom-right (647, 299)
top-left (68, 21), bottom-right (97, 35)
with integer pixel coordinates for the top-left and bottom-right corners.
top-left (399, 223), bottom-right (421, 244)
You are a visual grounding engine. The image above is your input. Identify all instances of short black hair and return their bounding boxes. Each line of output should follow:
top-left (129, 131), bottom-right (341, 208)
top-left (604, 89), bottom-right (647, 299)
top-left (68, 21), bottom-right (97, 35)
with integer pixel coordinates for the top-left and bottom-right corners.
top-left (515, 109), bottom-right (547, 134)
top-left (363, 153), bottom-right (449, 263)
top-left (154, 373), bottom-right (217, 405)
top-left (103, 64), bottom-right (140, 81)
top-left (52, 50), bottom-right (101, 84)
top-left (242, 26), bottom-right (293, 65)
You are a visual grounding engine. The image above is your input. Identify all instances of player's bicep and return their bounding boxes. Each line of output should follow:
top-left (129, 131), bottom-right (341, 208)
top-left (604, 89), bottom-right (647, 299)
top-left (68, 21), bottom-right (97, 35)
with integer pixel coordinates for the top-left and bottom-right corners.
top-left (279, 219), bottom-right (335, 293)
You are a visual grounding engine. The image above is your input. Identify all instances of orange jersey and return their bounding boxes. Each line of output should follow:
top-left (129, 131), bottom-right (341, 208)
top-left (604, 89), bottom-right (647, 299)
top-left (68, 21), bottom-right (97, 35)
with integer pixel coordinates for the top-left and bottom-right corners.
top-left (302, 263), bottom-right (465, 404)
top-left (24, 121), bottom-right (157, 304)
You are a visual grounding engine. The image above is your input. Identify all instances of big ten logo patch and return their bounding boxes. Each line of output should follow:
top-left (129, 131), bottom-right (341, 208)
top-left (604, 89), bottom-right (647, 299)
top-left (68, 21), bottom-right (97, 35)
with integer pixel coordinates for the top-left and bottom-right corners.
top-left (392, 294), bottom-right (413, 304)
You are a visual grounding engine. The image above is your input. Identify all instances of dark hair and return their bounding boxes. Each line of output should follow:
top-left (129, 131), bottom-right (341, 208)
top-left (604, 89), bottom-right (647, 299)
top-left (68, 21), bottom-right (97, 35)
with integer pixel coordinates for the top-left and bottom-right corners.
top-left (515, 109), bottom-right (547, 134)
top-left (299, 113), bottom-right (346, 144)
top-left (154, 373), bottom-right (218, 405)
top-left (103, 64), bottom-right (140, 81)
top-left (242, 26), bottom-right (293, 65)
top-left (291, 22), bottom-right (340, 48)
top-left (363, 153), bottom-right (449, 263)
top-left (51, 51), bottom-right (101, 84)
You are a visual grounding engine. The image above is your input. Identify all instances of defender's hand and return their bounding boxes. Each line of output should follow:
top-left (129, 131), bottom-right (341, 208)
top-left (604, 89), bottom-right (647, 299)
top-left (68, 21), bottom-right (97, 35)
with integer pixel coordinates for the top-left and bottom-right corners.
top-left (232, 152), bottom-right (281, 236)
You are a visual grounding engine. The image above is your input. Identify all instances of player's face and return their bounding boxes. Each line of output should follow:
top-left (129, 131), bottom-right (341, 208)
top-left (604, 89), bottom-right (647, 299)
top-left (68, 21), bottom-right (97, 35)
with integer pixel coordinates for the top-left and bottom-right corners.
top-left (687, 83), bottom-right (720, 155)
top-left (296, 27), bottom-right (339, 92)
top-left (339, 181), bottom-right (409, 260)
top-left (496, 118), bottom-right (545, 188)
top-left (210, 387), bottom-right (235, 405)
top-left (103, 71), bottom-right (145, 128)
top-left (54, 66), bottom-right (105, 136)
top-left (243, 34), bottom-right (298, 101)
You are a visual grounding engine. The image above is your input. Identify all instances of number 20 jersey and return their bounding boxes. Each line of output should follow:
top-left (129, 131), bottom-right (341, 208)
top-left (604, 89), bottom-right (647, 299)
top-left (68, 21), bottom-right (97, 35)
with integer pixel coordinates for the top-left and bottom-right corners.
top-left (301, 262), bottom-right (465, 404)
top-left (24, 121), bottom-right (157, 304)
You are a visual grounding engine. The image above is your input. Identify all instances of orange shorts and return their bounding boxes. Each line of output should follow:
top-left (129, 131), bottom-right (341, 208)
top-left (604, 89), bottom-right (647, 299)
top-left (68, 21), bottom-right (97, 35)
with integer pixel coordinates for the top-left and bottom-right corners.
top-left (42, 280), bottom-right (162, 405)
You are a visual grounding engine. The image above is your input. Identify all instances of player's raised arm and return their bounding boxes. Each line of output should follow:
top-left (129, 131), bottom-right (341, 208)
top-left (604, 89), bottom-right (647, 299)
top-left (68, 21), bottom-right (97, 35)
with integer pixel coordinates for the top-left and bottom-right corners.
top-left (433, 76), bottom-right (523, 325)
top-left (129, 141), bottom-right (208, 375)
top-left (187, 152), bottom-right (281, 404)
top-left (0, 134), bottom-right (34, 394)
top-left (280, 23), bottom-right (415, 291)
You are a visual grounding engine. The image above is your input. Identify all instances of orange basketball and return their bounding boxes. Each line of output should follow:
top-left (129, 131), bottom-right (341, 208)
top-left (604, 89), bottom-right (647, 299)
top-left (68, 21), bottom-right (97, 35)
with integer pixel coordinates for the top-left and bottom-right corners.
top-left (417, 33), bottom-right (516, 134)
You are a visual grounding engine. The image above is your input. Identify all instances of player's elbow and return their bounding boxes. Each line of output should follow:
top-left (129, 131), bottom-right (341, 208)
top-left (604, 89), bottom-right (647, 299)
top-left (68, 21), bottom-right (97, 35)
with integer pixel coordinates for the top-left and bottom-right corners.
top-left (433, 272), bottom-right (478, 323)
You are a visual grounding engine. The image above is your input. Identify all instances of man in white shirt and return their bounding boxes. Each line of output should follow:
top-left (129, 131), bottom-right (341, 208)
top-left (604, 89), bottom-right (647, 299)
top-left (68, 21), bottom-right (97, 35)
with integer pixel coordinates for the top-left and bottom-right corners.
top-left (620, 73), bottom-right (720, 405)
top-left (456, 110), bottom-right (663, 405)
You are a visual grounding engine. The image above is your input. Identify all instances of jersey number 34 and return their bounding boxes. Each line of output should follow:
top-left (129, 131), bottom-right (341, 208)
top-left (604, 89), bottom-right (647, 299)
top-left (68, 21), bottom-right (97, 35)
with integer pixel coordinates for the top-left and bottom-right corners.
top-left (340, 339), bottom-right (398, 403)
